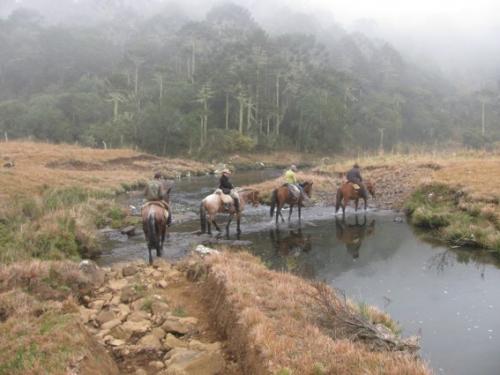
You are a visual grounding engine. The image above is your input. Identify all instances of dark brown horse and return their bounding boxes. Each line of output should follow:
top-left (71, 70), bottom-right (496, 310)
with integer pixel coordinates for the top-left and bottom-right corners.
top-left (200, 188), bottom-right (260, 235)
top-left (335, 180), bottom-right (375, 216)
top-left (270, 181), bottom-right (313, 224)
top-left (142, 186), bottom-right (171, 265)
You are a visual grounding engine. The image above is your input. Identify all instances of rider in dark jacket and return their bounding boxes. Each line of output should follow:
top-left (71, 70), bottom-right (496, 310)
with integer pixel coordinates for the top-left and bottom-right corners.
top-left (219, 169), bottom-right (239, 212)
top-left (346, 163), bottom-right (367, 199)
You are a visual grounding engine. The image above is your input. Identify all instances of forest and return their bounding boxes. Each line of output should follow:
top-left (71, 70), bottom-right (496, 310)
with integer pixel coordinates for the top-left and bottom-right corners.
top-left (0, 0), bottom-right (499, 156)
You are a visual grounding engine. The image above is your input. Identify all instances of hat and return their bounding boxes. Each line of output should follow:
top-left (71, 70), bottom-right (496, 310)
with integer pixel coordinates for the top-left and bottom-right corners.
top-left (291, 164), bottom-right (298, 172)
top-left (154, 171), bottom-right (162, 179)
top-left (353, 163), bottom-right (360, 168)
top-left (222, 168), bottom-right (231, 175)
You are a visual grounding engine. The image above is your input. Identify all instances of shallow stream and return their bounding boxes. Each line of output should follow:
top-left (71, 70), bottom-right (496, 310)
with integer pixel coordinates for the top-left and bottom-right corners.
top-left (98, 170), bottom-right (500, 375)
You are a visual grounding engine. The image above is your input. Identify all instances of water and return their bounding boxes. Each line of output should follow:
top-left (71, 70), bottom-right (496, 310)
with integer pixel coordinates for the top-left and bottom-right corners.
top-left (100, 170), bottom-right (500, 375)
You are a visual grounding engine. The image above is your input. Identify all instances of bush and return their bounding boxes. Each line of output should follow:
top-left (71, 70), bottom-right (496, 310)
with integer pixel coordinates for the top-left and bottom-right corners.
top-left (203, 129), bottom-right (256, 156)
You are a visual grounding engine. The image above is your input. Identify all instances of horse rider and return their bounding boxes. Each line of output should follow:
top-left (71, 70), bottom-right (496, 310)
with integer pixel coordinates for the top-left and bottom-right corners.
top-left (346, 163), bottom-right (367, 200)
top-left (144, 172), bottom-right (172, 226)
top-left (219, 168), bottom-right (240, 212)
top-left (284, 164), bottom-right (307, 201)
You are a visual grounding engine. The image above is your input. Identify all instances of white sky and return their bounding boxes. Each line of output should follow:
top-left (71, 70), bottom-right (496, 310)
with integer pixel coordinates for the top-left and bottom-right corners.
top-left (290, 0), bottom-right (500, 31)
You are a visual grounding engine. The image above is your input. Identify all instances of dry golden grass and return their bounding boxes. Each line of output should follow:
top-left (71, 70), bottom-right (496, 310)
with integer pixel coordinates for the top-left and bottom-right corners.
top-left (0, 140), bottom-right (209, 201)
top-left (200, 251), bottom-right (430, 375)
top-left (0, 260), bottom-right (118, 375)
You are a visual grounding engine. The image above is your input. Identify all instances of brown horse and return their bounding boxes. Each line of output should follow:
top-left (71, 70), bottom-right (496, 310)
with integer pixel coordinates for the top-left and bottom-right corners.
top-left (335, 180), bottom-right (375, 216)
top-left (270, 181), bottom-right (313, 224)
top-left (200, 188), bottom-right (260, 235)
top-left (142, 186), bottom-right (171, 265)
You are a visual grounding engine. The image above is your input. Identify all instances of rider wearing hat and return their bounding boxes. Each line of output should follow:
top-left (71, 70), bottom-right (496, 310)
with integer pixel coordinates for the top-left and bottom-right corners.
top-left (144, 172), bottom-right (172, 226)
top-left (346, 163), bottom-right (367, 199)
top-left (219, 168), bottom-right (239, 212)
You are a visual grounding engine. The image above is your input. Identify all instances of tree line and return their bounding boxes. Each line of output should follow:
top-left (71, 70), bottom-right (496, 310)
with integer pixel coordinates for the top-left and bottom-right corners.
top-left (0, 2), bottom-right (499, 156)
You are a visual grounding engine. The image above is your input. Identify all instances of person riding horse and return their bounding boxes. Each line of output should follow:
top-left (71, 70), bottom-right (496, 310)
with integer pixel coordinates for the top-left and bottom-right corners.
top-left (284, 165), bottom-right (307, 201)
top-left (346, 163), bottom-right (367, 200)
top-left (219, 169), bottom-right (240, 213)
top-left (144, 172), bottom-right (172, 226)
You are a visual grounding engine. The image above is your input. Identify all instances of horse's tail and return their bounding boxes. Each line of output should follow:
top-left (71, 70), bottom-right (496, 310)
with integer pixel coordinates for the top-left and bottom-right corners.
top-left (147, 210), bottom-right (159, 249)
top-left (335, 188), bottom-right (342, 213)
top-left (200, 202), bottom-right (207, 233)
top-left (270, 189), bottom-right (278, 217)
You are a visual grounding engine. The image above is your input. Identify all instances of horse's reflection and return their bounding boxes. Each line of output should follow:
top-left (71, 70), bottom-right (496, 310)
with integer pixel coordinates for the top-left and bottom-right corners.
top-left (335, 215), bottom-right (375, 259)
top-left (269, 228), bottom-right (314, 277)
top-left (269, 228), bottom-right (312, 256)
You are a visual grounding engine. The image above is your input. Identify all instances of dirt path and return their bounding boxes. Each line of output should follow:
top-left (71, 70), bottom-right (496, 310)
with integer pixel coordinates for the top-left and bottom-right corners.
top-left (79, 260), bottom-right (238, 375)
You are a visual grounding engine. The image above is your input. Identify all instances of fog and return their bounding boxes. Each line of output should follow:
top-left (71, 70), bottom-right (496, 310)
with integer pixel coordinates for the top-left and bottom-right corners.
top-left (1, 0), bottom-right (499, 154)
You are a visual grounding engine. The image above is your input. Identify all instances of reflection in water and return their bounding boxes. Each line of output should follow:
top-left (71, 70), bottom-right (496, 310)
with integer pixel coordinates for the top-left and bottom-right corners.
top-left (268, 228), bottom-right (314, 278)
top-left (335, 215), bottom-right (375, 259)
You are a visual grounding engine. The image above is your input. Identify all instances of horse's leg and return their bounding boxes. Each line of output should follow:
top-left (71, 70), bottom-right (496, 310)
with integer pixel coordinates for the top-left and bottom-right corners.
top-left (207, 215), bottom-right (212, 235)
top-left (298, 202), bottom-right (302, 223)
top-left (158, 224), bottom-right (165, 257)
top-left (364, 197), bottom-right (367, 210)
top-left (148, 246), bottom-right (153, 265)
top-left (212, 218), bottom-right (221, 232)
top-left (278, 202), bottom-right (286, 223)
top-left (288, 204), bottom-right (294, 222)
top-left (236, 213), bottom-right (241, 235)
top-left (355, 198), bottom-right (359, 212)
top-left (226, 213), bottom-right (233, 236)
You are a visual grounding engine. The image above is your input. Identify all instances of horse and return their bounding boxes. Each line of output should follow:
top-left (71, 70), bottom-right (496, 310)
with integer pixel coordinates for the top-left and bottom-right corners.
top-left (270, 181), bottom-right (313, 224)
top-left (200, 188), bottom-right (260, 236)
top-left (335, 180), bottom-right (375, 216)
top-left (141, 185), bottom-right (171, 265)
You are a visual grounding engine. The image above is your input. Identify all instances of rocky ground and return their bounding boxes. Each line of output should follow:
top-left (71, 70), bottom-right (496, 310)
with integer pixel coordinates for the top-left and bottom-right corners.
top-left (78, 259), bottom-right (237, 375)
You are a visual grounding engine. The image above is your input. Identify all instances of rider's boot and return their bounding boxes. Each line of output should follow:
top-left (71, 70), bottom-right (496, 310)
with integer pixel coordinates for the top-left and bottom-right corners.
top-left (234, 197), bottom-right (240, 213)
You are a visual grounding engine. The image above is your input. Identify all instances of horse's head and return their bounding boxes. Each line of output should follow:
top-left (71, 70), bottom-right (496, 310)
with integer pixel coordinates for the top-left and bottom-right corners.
top-left (301, 181), bottom-right (314, 198)
top-left (366, 181), bottom-right (375, 198)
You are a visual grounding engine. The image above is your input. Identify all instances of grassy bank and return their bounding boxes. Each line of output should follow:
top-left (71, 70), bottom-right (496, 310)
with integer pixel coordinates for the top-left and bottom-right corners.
top-left (0, 261), bottom-right (118, 375)
top-left (0, 141), bottom-right (211, 263)
top-left (192, 250), bottom-right (428, 375)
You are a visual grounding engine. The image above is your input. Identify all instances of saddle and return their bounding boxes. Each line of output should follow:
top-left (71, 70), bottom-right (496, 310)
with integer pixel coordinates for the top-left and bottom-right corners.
top-left (348, 182), bottom-right (361, 190)
top-left (215, 188), bottom-right (235, 211)
top-left (142, 200), bottom-right (169, 221)
top-left (286, 184), bottom-right (301, 199)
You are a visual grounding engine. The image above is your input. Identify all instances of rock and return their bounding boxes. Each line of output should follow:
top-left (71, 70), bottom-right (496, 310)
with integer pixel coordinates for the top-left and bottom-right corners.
top-left (157, 280), bottom-right (168, 289)
top-left (135, 369), bottom-right (147, 375)
top-left (109, 326), bottom-right (130, 341)
top-left (120, 286), bottom-right (140, 304)
top-left (109, 295), bottom-right (121, 306)
top-left (101, 318), bottom-right (122, 331)
top-left (96, 309), bottom-right (117, 325)
top-left (163, 334), bottom-right (187, 350)
top-left (152, 270), bottom-right (163, 279)
top-left (164, 349), bottom-right (225, 375)
top-left (116, 304), bottom-right (131, 319)
top-left (151, 327), bottom-right (166, 340)
top-left (109, 278), bottom-right (128, 291)
top-left (127, 310), bottom-right (151, 322)
top-left (109, 339), bottom-right (126, 347)
top-left (121, 319), bottom-right (151, 336)
top-left (79, 306), bottom-right (94, 323)
top-left (163, 348), bottom-right (198, 362)
top-left (151, 301), bottom-right (170, 317)
top-left (131, 298), bottom-right (151, 312)
top-left (188, 340), bottom-right (221, 352)
top-left (194, 245), bottom-right (219, 256)
top-left (79, 260), bottom-right (105, 287)
top-left (88, 300), bottom-right (105, 311)
top-left (121, 226), bottom-right (136, 236)
top-left (137, 333), bottom-right (162, 350)
top-left (149, 361), bottom-right (165, 370)
top-left (122, 265), bottom-right (138, 277)
top-left (162, 318), bottom-right (194, 335)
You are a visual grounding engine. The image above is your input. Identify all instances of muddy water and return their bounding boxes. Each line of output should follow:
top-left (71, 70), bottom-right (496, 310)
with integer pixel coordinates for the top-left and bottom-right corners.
top-left (99, 170), bottom-right (500, 375)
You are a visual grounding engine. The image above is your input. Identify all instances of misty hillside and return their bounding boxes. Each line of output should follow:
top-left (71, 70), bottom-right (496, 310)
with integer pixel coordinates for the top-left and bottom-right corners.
top-left (0, 0), bottom-right (498, 156)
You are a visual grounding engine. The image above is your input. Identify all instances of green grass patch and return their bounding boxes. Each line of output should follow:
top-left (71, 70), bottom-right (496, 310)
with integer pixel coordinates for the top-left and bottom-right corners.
top-left (406, 183), bottom-right (500, 252)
